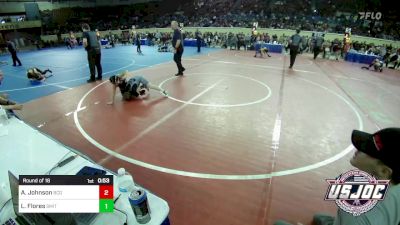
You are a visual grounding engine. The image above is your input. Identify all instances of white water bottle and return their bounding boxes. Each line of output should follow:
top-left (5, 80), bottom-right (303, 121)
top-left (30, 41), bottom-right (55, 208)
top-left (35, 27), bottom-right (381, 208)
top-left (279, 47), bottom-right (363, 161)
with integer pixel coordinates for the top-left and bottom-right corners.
top-left (117, 168), bottom-right (135, 194)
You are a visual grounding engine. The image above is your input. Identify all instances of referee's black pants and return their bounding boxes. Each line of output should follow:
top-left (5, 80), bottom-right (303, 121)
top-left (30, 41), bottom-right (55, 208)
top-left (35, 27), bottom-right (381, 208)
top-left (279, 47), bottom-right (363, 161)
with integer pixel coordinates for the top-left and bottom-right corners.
top-left (174, 49), bottom-right (185, 74)
top-left (313, 46), bottom-right (321, 59)
top-left (87, 48), bottom-right (102, 80)
top-left (197, 39), bottom-right (201, 52)
top-left (289, 45), bottom-right (299, 68)
top-left (11, 51), bottom-right (22, 66)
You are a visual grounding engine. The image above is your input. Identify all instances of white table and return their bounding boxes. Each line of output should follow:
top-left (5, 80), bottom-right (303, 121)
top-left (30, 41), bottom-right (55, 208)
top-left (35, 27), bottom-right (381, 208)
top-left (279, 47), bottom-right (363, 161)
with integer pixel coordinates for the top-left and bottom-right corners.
top-left (0, 117), bottom-right (169, 225)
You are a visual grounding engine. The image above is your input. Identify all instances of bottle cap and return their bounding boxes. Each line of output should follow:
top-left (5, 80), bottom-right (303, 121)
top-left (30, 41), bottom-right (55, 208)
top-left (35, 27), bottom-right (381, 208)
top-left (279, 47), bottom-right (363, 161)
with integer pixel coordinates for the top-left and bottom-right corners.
top-left (117, 168), bottom-right (125, 176)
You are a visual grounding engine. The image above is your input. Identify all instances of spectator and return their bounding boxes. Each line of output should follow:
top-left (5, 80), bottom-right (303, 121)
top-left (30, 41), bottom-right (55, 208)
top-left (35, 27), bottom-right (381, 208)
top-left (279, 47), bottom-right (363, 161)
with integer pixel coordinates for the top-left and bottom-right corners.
top-left (331, 38), bottom-right (341, 60)
top-left (0, 70), bottom-right (23, 110)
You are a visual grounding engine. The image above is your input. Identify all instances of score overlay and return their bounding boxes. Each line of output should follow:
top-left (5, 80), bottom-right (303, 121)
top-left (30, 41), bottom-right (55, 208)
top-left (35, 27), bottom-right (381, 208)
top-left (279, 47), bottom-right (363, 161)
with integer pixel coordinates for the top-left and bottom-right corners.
top-left (18, 175), bottom-right (114, 213)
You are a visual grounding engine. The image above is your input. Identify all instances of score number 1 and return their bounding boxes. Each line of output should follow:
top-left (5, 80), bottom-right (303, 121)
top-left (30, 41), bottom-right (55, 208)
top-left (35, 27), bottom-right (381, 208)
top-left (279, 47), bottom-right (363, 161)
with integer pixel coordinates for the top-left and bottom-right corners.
top-left (99, 185), bottom-right (114, 213)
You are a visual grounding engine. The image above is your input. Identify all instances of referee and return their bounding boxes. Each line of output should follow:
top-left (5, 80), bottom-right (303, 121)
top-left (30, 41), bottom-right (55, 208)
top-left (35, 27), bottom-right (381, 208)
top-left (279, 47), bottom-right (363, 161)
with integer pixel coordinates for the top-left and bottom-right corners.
top-left (288, 29), bottom-right (302, 69)
top-left (6, 40), bottom-right (22, 67)
top-left (313, 33), bottom-right (324, 60)
top-left (195, 29), bottom-right (202, 53)
top-left (171, 21), bottom-right (185, 76)
top-left (82, 23), bottom-right (102, 82)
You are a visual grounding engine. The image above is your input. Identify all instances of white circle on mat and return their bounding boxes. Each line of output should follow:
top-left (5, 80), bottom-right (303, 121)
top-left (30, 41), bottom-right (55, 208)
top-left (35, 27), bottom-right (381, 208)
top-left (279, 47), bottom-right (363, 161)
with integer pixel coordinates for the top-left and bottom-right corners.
top-left (159, 73), bottom-right (272, 107)
top-left (73, 77), bottom-right (363, 180)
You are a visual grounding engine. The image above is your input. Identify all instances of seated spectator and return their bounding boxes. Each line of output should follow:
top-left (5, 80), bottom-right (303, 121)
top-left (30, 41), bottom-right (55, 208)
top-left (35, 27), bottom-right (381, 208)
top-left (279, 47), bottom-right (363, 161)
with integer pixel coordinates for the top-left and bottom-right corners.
top-left (382, 49), bottom-right (391, 61)
top-left (158, 40), bottom-right (172, 52)
top-left (274, 128), bottom-right (400, 225)
top-left (0, 70), bottom-right (23, 110)
top-left (365, 47), bottom-right (376, 55)
top-left (322, 39), bottom-right (331, 59)
top-left (331, 38), bottom-right (341, 60)
top-left (237, 33), bottom-right (246, 50)
top-left (65, 37), bottom-right (72, 49)
top-left (385, 49), bottom-right (400, 69)
top-left (272, 34), bottom-right (278, 43)
top-left (27, 67), bottom-right (53, 81)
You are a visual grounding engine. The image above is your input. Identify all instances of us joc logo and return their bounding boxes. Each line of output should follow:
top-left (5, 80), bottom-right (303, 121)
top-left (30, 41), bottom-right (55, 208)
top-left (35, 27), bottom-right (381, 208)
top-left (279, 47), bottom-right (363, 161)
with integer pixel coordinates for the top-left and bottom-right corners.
top-left (325, 170), bottom-right (390, 216)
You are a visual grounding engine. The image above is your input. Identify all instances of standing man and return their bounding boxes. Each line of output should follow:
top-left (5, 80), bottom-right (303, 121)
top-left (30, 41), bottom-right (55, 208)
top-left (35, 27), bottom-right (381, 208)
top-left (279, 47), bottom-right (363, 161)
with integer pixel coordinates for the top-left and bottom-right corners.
top-left (288, 29), bottom-right (302, 69)
top-left (131, 26), bottom-right (142, 54)
top-left (82, 23), bottom-right (102, 83)
top-left (195, 29), bottom-right (202, 53)
top-left (6, 40), bottom-right (22, 67)
top-left (136, 32), bottom-right (142, 54)
top-left (313, 33), bottom-right (324, 60)
top-left (171, 21), bottom-right (185, 76)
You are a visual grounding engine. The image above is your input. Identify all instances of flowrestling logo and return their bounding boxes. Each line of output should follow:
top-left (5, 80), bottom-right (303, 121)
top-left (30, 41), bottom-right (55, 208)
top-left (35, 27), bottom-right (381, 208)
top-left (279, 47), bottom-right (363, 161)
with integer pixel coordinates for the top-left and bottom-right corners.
top-left (325, 170), bottom-right (390, 216)
top-left (359, 12), bottom-right (382, 20)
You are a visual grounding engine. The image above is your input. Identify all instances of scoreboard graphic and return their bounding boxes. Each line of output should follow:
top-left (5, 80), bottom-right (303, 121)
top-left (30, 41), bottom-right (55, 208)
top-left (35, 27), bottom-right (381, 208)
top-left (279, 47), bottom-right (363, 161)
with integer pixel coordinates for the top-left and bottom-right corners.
top-left (18, 175), bottom-right (114, 213)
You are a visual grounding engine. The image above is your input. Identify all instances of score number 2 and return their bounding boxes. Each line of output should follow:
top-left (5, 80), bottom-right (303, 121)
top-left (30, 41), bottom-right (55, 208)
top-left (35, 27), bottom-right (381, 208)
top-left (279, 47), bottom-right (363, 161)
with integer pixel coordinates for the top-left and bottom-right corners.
top-left (100, 185), bottom-right (113, 199)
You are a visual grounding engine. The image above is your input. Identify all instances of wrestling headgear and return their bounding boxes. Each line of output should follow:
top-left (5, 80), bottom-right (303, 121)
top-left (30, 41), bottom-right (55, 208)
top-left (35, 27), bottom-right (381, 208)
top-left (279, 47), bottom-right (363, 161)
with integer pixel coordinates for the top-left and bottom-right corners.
top-left (137, 84), bottom-right (149, 99)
